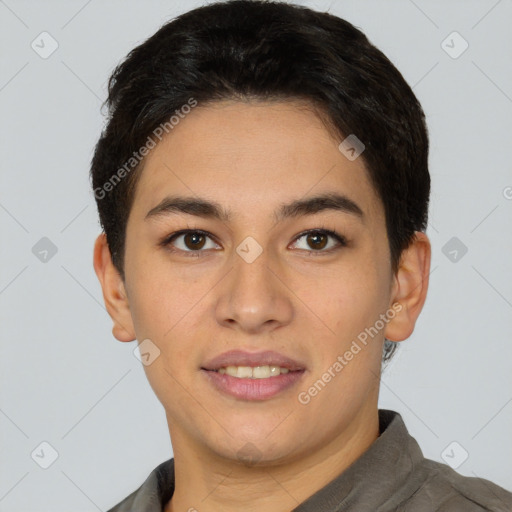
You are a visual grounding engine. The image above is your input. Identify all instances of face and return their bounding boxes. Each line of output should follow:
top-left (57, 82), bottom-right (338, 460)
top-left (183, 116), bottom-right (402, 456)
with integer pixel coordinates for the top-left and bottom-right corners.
top-left (101, 100), bottom-right (409, 466)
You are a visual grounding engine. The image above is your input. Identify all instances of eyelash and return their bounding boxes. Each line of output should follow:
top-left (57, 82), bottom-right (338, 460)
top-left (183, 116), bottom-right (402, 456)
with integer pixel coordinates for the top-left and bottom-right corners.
top-left (158, 227), bottom-right (347, 257)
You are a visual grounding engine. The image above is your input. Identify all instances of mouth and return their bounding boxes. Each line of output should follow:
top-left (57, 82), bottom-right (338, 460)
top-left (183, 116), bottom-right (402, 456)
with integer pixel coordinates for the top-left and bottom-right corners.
top-left (201, 349), bottom-right (305, 372)
top-left (200, 350), bottom-right (306, 400)
top-left (205, 365), bottom-right (299, 379)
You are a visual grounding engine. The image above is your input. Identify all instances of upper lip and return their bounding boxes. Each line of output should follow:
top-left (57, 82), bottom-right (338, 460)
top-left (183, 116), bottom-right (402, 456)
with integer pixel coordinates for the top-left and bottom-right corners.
top-left (201, 350), bottom-right (306, 371)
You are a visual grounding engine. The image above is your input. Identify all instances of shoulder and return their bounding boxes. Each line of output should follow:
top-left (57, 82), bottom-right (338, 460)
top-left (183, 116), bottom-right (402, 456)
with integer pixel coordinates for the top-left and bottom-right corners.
top-left (106, 488), bottom-right (138, 512)
top-left (398, 457), bottom-right (512, 512)
top-left (106, 458), bottom-right (174, 512)
top-left (106, 483), bottom-right (162, 512)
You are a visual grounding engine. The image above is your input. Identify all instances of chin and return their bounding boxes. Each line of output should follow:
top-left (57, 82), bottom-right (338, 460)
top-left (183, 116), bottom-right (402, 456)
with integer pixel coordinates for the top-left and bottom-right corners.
top-left (209, 434), bottom-right (300, 468)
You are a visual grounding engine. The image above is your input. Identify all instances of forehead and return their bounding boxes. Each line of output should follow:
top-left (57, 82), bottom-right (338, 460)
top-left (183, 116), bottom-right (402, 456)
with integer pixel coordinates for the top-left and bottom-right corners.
top-left (129, 99), bottom-right (384, 227)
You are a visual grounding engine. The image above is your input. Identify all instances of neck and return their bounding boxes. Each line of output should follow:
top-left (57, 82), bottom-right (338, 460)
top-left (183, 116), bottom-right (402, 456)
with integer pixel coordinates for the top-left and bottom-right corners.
top-left (164, 405), bottom-right (379, 512)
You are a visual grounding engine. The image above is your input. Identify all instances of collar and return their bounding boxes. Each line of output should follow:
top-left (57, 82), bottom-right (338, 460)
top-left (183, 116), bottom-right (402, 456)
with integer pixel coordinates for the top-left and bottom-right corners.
top-left (114, 409), bottom-right (422, 512)
top-left (292, 408), bottom-right (424, 511)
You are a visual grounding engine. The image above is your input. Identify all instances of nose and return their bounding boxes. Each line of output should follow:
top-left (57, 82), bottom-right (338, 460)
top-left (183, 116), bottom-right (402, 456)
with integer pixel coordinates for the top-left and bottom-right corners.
top-left (215, 245), bottom-right (294, 335)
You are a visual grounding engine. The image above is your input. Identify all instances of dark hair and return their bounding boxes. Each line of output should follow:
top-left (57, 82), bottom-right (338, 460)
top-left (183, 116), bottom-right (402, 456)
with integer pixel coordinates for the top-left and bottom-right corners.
top-left (90, 0), bottom-right (430, 365)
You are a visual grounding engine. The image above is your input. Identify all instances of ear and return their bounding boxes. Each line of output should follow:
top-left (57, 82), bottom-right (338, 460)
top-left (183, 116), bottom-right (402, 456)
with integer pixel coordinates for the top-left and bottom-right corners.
top-left (93, 233), bottom-right (136, 342)
top-left (384, 231), bottom-right (431, 342)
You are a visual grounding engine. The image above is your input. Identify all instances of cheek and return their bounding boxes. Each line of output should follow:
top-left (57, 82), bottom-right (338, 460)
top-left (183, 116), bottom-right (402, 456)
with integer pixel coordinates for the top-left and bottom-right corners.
top-left (126, 279), bottom-right (168, 338)
top-left (125, 248), bottom-right (189, 338)
top-left (327, 260), bottom-right (389, 334)
top-left (125, 259), bottom-right (205, 370)
top-left (127, 276), bottom-right (196, 409)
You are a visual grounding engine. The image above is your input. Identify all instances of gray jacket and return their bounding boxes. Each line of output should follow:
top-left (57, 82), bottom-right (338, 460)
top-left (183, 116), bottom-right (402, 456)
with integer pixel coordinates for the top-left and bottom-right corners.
top-left (107, 409), bottom-right (512, 511)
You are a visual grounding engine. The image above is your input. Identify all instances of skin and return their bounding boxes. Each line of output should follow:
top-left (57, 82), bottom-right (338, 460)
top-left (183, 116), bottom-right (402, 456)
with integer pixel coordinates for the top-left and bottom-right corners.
top-left (94, 99), bottom-right (430, 512)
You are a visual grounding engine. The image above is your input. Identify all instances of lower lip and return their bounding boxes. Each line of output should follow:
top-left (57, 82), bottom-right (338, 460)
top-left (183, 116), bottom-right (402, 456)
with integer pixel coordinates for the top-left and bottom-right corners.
top-left (201, 369), bottom-right (305, 400)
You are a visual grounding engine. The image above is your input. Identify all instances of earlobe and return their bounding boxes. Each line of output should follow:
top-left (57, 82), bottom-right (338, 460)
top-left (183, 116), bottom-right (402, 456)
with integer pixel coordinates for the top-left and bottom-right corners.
top-left (384, 231), bottom-right (431, 342)
top-left (93, 233), bottom-right (136, 342)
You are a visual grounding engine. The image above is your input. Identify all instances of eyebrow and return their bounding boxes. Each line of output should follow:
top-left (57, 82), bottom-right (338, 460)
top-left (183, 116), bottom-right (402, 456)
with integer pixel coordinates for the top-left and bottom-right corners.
top-left (145, 192), bottom-right (364, 224)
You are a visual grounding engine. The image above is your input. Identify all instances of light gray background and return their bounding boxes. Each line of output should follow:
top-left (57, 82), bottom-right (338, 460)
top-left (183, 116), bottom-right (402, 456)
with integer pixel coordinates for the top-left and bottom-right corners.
top-left (1, 0), bottom-right (511, 510)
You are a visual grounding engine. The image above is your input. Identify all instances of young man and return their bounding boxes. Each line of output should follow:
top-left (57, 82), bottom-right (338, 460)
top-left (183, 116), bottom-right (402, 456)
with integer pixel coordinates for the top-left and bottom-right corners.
top-left (91, 1), bottom-right (512, 510)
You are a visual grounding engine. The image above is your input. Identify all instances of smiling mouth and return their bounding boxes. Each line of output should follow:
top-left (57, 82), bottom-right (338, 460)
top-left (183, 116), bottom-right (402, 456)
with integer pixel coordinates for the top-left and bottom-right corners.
top-left (200, 349), bottom-right (307, 397)
top-left (201, 365), bottom-right (306, 401)
top-left (206, 365), bottom-right (302, 379)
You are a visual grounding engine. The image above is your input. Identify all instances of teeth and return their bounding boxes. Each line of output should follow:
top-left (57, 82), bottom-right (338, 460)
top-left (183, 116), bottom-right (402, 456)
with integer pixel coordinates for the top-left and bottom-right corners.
top-left (269, 365), bottom-right (281, 377)
top-left (217, 365), bottom-right (291, 378)
top-left (236, 366), bottom-right (253, 378)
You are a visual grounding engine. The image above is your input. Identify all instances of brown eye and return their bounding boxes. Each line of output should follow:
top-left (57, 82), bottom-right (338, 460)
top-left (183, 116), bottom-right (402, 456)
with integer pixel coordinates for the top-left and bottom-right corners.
top-left (291, 229), bottom-right (347, 253)
top-left (161, 230), bottom-right (220, 255)
top-left (306, 232), bottom-right (328, 250)
top-left (183, 232), bottom-right (206, 250)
